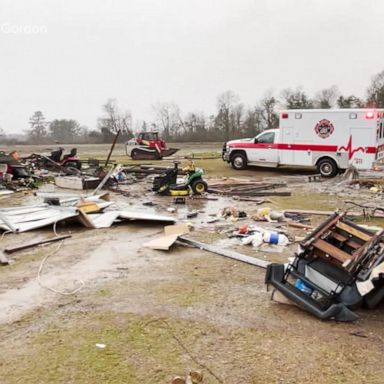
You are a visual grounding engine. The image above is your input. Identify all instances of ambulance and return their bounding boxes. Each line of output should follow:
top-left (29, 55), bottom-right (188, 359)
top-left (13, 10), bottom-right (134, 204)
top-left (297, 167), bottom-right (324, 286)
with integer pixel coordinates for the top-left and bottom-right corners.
top-left (222, 109), bottom-right (384, 177)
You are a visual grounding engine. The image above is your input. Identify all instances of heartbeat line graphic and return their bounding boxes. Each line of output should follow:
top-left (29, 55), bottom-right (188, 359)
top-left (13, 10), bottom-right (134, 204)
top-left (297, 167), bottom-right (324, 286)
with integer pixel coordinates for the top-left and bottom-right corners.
top-left (338, 135), bottom-right (365, 159)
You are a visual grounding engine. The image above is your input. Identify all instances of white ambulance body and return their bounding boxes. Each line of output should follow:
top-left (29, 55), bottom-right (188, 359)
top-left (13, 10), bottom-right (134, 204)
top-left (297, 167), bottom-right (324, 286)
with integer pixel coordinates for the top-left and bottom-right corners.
top-left (222, 109), bottom-right (384, 176)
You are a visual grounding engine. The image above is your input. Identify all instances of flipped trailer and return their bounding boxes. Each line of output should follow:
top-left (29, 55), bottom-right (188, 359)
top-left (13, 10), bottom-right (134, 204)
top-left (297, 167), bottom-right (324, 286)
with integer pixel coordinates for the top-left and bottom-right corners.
top-left (266, 212), bottom-right (384, 321)
top-left (223, 109), bottom-right (384, 177)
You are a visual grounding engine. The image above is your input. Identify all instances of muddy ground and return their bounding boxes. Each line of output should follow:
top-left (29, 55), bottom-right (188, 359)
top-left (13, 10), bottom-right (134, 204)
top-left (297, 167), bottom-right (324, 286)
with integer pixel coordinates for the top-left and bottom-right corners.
top-left (1, 145), bottom-right (384, 383)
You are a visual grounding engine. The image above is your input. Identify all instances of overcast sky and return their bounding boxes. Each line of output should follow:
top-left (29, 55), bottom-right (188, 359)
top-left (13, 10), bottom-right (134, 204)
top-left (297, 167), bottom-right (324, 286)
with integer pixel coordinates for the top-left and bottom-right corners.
top-left (0, 0), bottom-right (383, 133)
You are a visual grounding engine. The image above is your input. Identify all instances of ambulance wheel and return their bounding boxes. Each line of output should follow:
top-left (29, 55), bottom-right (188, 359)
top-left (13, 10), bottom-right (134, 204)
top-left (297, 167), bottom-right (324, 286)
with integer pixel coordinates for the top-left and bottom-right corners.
top-left (191, 179), bottom-right (208, 194)
top-left (231, 153), bottom-right (247, 170)
top-left (317, 158), bottom-right (338, 177)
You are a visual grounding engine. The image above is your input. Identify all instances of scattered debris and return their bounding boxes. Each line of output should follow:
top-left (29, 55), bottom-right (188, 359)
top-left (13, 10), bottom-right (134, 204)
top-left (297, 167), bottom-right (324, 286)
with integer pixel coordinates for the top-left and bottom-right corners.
top-left (222, 207), bottom-right (247, 219)
top-left (308, 174), bottom-right (322, 182)
top-left (143, 201), bottom-right (156, 206)
top-left (54, 175), bottom-right (101, 190)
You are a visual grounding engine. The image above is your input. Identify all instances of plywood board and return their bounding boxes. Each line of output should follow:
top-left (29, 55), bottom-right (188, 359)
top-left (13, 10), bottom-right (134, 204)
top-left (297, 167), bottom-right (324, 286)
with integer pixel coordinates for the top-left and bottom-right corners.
top-left (164, 223), bottom-right (190, 236)
top-left (143, 234), bottom-right (179, 250)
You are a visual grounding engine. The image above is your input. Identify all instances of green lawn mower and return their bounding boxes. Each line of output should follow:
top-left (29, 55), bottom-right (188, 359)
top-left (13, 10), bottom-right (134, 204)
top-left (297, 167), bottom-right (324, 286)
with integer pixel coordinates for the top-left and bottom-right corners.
top-left (152, 161), bottom-right (208, 196)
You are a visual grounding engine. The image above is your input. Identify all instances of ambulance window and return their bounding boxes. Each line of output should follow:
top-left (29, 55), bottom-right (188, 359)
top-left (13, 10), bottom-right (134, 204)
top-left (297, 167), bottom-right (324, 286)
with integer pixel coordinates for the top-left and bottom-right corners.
top-left (295, 113), bottom-right (302, 119)
top-left (349, 112), bottom-right (357, 119)
top-left (257, 132), bottom-right (275, 143)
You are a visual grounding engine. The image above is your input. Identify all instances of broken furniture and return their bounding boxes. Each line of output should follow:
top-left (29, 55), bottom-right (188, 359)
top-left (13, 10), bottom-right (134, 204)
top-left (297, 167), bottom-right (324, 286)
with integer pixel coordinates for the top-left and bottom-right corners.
top-left (265, 212), bottom-right (384, 321)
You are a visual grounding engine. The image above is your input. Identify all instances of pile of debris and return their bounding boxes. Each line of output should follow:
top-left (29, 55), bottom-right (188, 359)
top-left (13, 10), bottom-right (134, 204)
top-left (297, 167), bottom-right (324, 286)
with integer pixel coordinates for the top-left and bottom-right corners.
top-left (266, 212), bottom-right (384, 321)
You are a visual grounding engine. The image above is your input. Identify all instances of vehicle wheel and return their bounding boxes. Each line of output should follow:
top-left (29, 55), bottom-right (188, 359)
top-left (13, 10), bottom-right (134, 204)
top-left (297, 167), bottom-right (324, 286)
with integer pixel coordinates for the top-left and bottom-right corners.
top-left (317, 158), bottom-right (338, 177)
top-left (191, 179), bottom-right (208, 194)
top-left (65, 160), bottom-right (81, 170)
top-left (131, 149), bottom-right (139, 160)
top-left (66, 166), bottom-right (81, 175)
top-left (231, 153), bottom-right (247, 170)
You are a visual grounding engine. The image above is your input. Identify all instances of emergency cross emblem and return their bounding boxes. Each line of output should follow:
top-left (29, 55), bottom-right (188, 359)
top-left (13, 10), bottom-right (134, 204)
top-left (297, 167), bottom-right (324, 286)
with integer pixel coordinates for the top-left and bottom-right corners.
top-left (314, 119), bottom-right (334, 139)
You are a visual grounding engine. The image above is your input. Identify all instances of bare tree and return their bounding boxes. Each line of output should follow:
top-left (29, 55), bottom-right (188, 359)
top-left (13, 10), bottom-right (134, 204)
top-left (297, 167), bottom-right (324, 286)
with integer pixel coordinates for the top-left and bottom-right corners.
top-left (152, 102), bottom-right (183, 140)
top-left (27, 111), bottom-right (48, 143)
top-left (98, 99), bottom-right (132, 142)
top-left (215, 90), bottom-right (240, 140)
top-left (280, 87), bottom-right (314, 109)
top-left (314, 85), bottom-right (340, 108)
top-left (258, 91), bottom-right (279, 130)
top-left (367, 70), bottom-right (384, 107)
top-left (242, 107), bottom-right (263, 137)
top-left (336, 95), bottom-right (364, 108)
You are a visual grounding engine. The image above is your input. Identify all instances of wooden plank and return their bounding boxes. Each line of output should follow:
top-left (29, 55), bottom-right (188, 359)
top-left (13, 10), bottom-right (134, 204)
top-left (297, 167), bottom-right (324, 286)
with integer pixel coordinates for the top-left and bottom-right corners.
top-left (4, 235), bottom-right (72, 254)
top-left (287, 222), bottom-right (313, 230)
top-left (336, 221), bottom-right (372, 242)
top-left (346, 239), bottom-right (363, 250)
top-left (312, 239), bottom-right (351, 263)
top-left (331, 231), bottom-right (348, 242)
top-left (178, 237), bottom-right (270, 269)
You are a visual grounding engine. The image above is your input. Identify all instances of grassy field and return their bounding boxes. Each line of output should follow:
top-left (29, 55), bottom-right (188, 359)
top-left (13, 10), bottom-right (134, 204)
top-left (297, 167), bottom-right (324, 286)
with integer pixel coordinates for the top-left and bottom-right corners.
top-left (1, 142), bottom-right (384, 384)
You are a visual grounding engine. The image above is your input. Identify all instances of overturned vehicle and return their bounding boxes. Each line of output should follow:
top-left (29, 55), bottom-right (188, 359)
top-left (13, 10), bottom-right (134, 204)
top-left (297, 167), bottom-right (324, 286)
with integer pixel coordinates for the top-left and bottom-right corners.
top-left (265, 212), bottom-right (384, 321)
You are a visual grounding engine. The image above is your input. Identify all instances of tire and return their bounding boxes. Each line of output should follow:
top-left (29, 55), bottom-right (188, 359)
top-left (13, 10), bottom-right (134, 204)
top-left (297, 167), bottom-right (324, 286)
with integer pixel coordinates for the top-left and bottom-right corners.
top-left (191, 179), bottom-right (208, 194)
top-left (65, 160), bottom-right (81, 170)
top-left (66, 166), bottom-right (81, 175)
top-left (231, 153), bottom-right (247, 170)
top-left (317, 158), bottom-right (338, 177)
top-left (131, 149), bottom-right (139, 160)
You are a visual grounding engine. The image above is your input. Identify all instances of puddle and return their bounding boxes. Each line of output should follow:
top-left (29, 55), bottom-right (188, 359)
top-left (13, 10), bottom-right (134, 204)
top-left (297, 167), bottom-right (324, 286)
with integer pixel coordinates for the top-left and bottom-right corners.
top-left (0, 225), bottom-right (160, 324)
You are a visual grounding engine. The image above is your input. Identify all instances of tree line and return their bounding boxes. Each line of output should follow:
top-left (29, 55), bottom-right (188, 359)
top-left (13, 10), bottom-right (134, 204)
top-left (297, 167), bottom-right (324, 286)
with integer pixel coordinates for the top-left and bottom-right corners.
top-left (2, 69), bottom-right (384, 144)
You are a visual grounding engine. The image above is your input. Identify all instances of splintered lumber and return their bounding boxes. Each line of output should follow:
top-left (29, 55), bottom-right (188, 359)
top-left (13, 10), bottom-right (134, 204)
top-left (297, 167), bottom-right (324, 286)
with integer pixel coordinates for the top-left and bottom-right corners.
top-left (177, 237), bottom-right (271, 269)
top-left (4, 235), bottom-right (72, 254)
